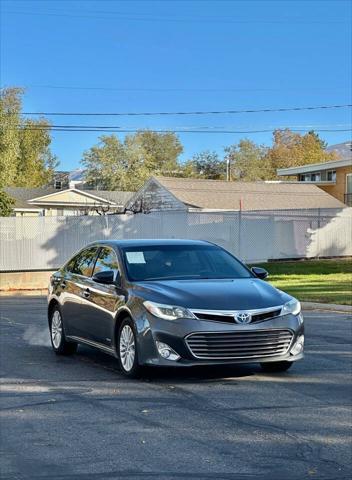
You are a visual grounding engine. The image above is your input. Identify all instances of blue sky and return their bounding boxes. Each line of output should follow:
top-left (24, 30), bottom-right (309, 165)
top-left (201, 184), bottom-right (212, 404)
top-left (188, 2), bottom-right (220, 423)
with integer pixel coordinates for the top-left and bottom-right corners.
top-left (1, 0), bottom-right (351, 170)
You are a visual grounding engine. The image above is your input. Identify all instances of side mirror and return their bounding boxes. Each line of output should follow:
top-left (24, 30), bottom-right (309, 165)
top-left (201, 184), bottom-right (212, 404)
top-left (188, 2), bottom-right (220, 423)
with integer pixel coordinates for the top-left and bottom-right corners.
top-left (92, 270), bottom-right (115, 285)
top-left (251, 267), bottom-right (269, 280)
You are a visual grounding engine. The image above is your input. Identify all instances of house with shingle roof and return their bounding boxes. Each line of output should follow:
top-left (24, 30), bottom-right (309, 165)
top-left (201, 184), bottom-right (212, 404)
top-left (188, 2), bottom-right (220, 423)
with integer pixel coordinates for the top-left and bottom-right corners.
top-left (126, 176), bottom-right (347, 213)
top-left (4, 187), bottom-right (134, 216)
top-left (277, 141), bottom-right (352, 206)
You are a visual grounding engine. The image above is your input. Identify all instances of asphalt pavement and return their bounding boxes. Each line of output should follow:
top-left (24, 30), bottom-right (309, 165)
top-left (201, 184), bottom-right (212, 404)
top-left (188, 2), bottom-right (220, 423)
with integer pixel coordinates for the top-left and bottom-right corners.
top-left (0, 296), bottom-right (351, 480)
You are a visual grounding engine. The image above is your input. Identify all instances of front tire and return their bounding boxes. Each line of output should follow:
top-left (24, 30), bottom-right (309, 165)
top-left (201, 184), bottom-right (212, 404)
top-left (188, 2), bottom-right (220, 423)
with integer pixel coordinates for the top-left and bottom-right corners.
top-left (50, 307), bottom-right (77, 355)
top-left (260, 361), bottom-right (293, 372)
top-left (117, 318), bottom-right (141, 378)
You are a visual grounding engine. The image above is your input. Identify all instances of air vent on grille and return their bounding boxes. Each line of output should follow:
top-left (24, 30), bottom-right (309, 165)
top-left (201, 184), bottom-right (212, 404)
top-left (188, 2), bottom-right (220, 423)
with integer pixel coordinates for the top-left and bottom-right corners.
top-left (194, 309), bottom-right (282, 324)
top-left (186, 329), bottom-right (293, 359)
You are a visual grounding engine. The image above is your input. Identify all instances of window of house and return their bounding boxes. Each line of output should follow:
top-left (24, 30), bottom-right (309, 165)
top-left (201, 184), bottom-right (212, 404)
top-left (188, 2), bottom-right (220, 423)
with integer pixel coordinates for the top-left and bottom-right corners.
top-left (93, 247), bottom-right (120, 280)
top-left (54, 180), bottom-right (62, 189)
top-left (327, 170), bottom-right (336, 181)
top-left (310, 173), bottom-right (321, 181)
top-left (300, 174), bottom-right (310, 181)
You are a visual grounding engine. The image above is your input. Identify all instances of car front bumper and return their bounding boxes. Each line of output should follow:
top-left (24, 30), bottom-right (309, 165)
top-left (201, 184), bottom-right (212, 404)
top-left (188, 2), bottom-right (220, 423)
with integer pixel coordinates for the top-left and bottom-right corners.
top-left (135, 311), bottom-right (304, 367)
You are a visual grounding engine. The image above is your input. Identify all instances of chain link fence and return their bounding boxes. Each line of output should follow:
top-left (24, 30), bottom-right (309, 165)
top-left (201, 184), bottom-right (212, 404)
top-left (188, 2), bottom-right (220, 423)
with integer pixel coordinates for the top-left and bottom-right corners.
top-left (0, 208), bottom-right (351, 271)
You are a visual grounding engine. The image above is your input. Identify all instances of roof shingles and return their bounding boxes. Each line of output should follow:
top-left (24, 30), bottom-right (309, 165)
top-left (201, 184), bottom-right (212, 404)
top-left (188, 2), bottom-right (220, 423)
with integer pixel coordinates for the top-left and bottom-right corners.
top-left (154, 177), bottom-right (346, 210)
top-left (4, 187), bottom-right (134, 209)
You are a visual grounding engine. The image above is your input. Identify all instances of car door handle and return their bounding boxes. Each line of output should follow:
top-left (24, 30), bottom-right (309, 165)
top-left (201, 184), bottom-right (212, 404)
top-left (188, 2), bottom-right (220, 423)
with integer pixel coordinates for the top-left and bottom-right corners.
top-left (82, 288), bottom-right (91, 299)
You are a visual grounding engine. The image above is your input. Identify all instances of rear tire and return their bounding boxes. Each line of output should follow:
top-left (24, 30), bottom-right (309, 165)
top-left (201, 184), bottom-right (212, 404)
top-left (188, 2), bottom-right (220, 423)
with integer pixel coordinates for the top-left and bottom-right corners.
top-left (260, 361), bottom-right (293, 372)
top-left (117, 317), bottom-right (141, 378)
top-left (49, 306), bottom-right (77, 355)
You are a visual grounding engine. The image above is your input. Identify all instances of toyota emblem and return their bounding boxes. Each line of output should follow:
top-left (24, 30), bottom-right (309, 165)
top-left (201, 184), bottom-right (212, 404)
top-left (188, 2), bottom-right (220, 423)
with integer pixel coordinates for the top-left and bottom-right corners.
top-left (234, 312), bottom-right (252, 324)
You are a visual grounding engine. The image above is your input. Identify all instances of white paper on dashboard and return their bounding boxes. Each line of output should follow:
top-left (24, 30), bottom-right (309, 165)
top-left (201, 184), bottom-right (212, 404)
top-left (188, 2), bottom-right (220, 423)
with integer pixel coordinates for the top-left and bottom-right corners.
top-left (126, 251), bottom-right (146, 264)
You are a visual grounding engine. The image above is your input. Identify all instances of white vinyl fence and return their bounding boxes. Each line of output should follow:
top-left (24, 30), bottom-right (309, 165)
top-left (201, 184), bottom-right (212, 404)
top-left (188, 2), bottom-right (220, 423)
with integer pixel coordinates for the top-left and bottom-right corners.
top-left (0, 208), bottom-right (351, 271)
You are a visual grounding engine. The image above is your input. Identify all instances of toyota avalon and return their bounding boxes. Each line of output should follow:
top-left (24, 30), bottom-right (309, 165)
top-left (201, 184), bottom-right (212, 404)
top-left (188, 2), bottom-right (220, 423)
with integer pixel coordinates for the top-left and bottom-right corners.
top-left (48, 240), bottom-right (304, 377)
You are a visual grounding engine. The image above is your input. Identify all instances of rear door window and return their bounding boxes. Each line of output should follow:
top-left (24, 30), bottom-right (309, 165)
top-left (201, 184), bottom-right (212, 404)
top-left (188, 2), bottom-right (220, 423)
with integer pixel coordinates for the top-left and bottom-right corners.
top-left (66, 247), bottom-right (99, 277)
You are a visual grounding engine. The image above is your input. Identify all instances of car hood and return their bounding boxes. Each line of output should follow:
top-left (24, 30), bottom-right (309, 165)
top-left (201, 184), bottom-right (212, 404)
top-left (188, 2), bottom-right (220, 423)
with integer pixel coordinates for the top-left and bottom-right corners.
top-left (132, 278), bottom-right (289, 310)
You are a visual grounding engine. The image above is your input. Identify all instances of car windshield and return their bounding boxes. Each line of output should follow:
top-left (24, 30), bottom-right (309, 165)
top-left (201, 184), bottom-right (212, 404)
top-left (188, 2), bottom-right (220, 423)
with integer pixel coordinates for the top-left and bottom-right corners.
top-left (121, 244), bottom-right (252, 281)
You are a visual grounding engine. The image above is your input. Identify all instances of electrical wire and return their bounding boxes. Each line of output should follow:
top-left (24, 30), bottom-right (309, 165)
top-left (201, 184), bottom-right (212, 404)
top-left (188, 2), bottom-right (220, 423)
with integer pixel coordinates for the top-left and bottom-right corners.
top-left (11, 104), bottom-right (352, 117)
top-left (4, 127), bottom-right (351, 134)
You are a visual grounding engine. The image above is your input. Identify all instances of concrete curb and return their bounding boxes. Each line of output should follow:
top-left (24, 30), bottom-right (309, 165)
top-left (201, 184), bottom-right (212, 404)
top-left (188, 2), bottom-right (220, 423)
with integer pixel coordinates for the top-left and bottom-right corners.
top-left (301, 302), bottom-right (352, 313)
top-left (0, 289), bottom-right (47, 297)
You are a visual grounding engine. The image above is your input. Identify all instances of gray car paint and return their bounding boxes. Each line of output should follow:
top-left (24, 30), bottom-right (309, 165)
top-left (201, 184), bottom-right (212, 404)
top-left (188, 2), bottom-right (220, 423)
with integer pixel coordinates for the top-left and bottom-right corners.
top-left (48, 239), bottom-right (304, 368)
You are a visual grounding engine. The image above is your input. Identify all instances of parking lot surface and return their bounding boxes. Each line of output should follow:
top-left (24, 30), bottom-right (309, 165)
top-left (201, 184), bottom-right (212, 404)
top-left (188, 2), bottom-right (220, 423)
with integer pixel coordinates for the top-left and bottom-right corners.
top-left (0, 296), bottom-right (351, 480)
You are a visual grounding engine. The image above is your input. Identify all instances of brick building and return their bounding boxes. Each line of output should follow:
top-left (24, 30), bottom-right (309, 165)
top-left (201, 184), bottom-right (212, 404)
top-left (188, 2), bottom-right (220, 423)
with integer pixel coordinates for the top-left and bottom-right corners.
top-left (277, 141), bottom-right (352, 206)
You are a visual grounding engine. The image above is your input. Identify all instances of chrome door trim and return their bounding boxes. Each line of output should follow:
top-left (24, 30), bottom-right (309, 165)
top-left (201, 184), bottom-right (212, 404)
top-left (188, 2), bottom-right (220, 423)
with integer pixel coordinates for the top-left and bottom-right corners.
top-left (66, 335), bottom-right (117, 357)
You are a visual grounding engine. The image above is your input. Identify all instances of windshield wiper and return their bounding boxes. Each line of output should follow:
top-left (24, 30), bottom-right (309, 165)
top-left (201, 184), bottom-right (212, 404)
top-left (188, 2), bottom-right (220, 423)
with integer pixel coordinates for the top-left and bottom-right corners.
top-left (142, 275), bottom-right (202, 281)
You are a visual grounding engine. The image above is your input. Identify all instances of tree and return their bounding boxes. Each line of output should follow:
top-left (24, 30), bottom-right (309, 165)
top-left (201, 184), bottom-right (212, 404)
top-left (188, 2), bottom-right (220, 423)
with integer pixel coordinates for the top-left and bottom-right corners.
top-left (0, 190), bottom-right (15, 216)
top-left (307, 130), bottom-right (327, 149)
top-left (265, 129), bottom-right (336, 175)
top-left (183, 151), bottom-right (226, 179)
top-left (224, 140), bottom-right (269, 181)
top-left (82, 130), bottom-right (184, 191)
top-left (222, 131), bottom-right (336, 182)
top-left (17, 118), bottom-right (58, 187)
top-left (131, 130), bottom-right (183, 175)
top-left (0, 87), bottom-right (22, 187)
top-left (0, 87), bottom-right (58, 188)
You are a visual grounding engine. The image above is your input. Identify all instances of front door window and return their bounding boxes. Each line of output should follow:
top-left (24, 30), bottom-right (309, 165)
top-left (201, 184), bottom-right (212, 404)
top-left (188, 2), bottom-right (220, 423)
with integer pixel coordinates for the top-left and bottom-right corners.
top-left (93, 247), bottom-right (120, 281)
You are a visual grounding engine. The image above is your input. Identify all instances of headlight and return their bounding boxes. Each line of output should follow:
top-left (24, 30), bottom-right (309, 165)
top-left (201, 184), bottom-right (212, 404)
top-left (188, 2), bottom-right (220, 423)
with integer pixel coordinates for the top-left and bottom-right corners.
top-left (281, 298), bottom-right (301, 316)
top-left (143, 301), bottom-right (196, 321)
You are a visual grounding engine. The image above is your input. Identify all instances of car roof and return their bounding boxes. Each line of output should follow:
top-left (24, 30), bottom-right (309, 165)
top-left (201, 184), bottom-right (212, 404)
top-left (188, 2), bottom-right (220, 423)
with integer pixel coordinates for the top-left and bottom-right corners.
top-left (88, 239), bottom-right (214, 249)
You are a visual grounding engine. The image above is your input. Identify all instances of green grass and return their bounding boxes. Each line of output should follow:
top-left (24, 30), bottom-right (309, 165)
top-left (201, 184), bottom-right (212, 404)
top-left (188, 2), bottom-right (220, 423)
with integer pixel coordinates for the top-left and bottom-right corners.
top-left (251, 259), bottom-right (352, 306)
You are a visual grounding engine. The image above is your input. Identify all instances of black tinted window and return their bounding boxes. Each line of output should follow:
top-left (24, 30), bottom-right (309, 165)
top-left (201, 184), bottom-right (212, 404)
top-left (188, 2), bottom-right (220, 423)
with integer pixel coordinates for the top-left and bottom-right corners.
top-left (93, 247), bottom-right (119, 279)
top-left (68, 247), bottom-right (98, 276)
top-left (122, 245), bottom-right (251, 281)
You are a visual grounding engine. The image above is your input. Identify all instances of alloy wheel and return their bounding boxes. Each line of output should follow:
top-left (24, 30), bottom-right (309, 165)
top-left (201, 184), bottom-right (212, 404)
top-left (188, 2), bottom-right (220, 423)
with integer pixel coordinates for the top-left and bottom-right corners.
top-left (51, 310), bottom-right (63, 349)
top-left (119, 325), bottom-right (135, 372)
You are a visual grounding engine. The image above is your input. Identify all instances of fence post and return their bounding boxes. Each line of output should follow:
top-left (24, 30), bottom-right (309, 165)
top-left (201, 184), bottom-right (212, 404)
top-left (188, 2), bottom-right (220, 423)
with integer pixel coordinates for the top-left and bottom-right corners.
top-left (238, 210), bottom-right (242, 259)
top-left (317, 208), bottom-right (321, 259)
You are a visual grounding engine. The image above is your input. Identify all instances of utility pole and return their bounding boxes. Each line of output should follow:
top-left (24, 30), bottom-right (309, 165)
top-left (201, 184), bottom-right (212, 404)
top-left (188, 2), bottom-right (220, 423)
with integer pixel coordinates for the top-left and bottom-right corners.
top-left (226, 156), bottom-right (230, 181)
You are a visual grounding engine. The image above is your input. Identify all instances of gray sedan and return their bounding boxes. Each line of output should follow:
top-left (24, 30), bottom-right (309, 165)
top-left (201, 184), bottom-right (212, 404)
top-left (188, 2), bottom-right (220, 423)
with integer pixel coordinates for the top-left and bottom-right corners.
top-left (47, 239), bottom-right (304, 377)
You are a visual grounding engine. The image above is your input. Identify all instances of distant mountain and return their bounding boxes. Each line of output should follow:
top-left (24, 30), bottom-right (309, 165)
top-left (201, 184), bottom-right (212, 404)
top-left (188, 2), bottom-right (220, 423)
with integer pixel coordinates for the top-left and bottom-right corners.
top-left (68, 169), bottom-right (85, 182)
top-left (326, 141), bottom-right (352, 160)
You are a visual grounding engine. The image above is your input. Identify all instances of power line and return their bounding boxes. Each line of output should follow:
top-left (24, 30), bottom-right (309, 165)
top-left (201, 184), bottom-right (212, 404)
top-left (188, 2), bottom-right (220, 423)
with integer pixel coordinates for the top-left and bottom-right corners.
top-left (5, 127), bottom-right (351, 134)
top-left (14, 104), bottom-right (352, 117)
top-left (10, 123), bottom-right (352, 130)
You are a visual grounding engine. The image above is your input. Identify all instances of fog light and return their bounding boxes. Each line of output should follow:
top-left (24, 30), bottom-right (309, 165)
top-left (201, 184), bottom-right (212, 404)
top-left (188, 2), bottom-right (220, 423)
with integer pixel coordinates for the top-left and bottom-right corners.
top-left (291, 335), bottom-right (304, 356)
top-left (156, 341), bottom-right (180, 361)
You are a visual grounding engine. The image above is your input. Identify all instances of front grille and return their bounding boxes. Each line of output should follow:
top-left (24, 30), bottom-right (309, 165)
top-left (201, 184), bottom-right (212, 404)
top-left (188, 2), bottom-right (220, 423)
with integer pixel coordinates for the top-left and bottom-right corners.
top-left (186, 329), bottom-right (293, 359)
top-left (194, 308), bottom-right (282, 324)
top-left (252, 309), bottom-right (282, 322)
